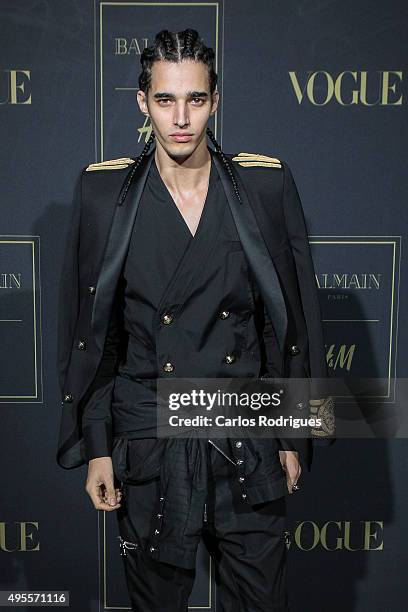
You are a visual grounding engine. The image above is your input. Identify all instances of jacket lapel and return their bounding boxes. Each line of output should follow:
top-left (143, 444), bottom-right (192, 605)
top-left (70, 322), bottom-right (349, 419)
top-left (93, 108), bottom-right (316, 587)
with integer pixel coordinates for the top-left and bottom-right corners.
top-left (91, 145), bottom-right (288, 360)
top-left (211, 148), bottom-right (288, 356)
top-left (91, 147), bottom-right (155, 351)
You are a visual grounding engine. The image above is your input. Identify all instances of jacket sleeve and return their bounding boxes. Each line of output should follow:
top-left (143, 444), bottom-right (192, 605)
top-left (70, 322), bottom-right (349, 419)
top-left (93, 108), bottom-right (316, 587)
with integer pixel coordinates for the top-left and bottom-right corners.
top-left (278, 161), bottom-right (335, 450)
top-left (56, 168), bottom-right (123, 468)
top-left (261, 305), bottom-right (298, 453)
top-left (57, 171), bottom-right (82, 395)
top-left (81, 292), bottom-right (123, 462)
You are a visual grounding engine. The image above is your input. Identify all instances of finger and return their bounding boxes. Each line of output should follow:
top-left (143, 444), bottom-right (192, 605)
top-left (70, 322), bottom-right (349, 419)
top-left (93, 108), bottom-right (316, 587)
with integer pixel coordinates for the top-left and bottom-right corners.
top-left (104, 480), bottom-right (120, 507)
top-left (96, 499), bottom-right (122, 512)
top-left (285, 472), bottom-right (293, 494)
top-left (87, 485), bottom-right (122, 511)
top-left (104, 487), bottom-right (123, 504)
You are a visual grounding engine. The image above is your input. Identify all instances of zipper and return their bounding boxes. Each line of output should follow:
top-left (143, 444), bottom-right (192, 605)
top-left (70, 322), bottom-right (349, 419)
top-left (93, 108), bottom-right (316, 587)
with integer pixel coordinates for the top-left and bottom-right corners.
top-left (208, 439), bottom-right (236, 465)
top-left (118, 535), bottom-right (139, 557)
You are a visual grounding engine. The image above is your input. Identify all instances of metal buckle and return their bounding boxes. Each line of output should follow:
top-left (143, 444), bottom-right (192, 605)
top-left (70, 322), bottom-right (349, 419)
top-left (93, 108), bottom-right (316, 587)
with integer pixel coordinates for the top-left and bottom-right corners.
top-left (117, 535), bottom-right (139, 557)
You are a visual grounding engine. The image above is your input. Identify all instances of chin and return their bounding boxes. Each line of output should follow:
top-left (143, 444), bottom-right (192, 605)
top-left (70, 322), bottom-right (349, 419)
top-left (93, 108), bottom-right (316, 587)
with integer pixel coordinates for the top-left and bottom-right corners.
top-left (167, 142), bottom-right (196, 157)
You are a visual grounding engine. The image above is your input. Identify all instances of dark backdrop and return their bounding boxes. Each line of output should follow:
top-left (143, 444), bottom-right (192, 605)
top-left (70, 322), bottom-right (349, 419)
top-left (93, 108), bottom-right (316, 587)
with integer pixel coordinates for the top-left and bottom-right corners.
top-left (1, 1), bottom-right (407, 610)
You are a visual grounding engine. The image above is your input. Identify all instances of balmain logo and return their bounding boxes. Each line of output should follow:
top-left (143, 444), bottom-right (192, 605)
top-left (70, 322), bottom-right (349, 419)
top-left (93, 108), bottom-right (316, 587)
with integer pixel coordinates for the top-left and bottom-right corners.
top-left (289, 71), bottom-right (403, 106)
top-left (316, 273), bottom-right (381, 290)
top-left (114, 37), bottom-right (148, 55)
top-left (0, 273), bottom-right (21, 289)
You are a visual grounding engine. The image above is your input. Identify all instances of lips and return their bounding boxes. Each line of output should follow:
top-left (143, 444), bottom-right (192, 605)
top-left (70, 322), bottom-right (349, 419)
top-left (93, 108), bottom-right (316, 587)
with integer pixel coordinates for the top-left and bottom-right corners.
top-left (170, 134), bottom-right (193, 142)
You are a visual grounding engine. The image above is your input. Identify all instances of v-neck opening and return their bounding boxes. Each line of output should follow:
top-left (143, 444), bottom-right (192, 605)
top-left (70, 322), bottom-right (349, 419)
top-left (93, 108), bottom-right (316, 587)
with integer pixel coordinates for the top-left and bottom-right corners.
top-left (152, 157), bottom-right (216, 240)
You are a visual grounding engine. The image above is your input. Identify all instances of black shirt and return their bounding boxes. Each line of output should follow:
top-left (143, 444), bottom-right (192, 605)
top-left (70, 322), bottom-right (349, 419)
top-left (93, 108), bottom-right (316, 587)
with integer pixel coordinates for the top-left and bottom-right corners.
top-left (109, 155), bottom-right (267, 437)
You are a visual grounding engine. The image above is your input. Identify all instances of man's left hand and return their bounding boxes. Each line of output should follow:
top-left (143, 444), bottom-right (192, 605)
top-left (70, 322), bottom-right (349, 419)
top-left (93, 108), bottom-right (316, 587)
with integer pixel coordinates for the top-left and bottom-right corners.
top-left (279, 450), bottom-right (301, 494)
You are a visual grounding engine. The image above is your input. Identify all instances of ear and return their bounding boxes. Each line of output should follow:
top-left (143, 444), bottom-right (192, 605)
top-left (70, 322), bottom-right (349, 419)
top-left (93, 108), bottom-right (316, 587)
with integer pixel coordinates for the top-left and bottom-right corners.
top-left (137, 90), bottom-right (149, 116)
top-left (210, 90), bottom-right (219, 116)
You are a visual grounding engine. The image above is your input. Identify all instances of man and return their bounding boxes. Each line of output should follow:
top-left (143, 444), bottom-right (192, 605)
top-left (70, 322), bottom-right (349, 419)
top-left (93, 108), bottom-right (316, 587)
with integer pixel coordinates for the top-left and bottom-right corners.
top-left (56, 28), bottom-right (334, 612)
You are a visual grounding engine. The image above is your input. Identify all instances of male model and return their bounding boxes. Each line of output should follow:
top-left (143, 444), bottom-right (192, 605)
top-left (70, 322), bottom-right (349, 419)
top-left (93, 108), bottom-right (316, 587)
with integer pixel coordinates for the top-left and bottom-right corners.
top-left (56, 28), bottom-right (334, 612)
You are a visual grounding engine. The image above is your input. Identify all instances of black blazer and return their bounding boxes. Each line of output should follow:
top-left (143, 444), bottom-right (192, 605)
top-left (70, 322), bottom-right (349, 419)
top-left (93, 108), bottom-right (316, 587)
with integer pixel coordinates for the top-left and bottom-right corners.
top-left (56, 146), bottom-right (335, 472)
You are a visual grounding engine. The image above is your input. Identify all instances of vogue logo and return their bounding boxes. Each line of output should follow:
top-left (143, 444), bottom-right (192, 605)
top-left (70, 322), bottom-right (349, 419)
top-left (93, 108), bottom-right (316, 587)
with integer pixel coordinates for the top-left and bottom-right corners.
top-left (285, 521), bottom-right (383, 551)
top-left (0, 70), bottom-right (32, 105)
top-left (0, 521), bottom-right (39, 552)
top-left (289, 71), bottom-right (403, 106)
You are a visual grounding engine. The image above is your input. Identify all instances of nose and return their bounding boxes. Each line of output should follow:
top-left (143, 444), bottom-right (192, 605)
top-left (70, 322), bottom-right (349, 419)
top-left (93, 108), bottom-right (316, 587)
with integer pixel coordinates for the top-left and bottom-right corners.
top-left (173, 100), bottom-right (190, 128)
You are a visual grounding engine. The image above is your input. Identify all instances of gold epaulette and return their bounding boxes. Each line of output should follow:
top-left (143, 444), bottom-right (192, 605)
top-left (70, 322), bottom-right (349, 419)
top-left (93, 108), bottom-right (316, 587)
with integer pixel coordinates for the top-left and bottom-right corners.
top-left (85, 157), bottom-right (135, 172)
top-left (231, 152), bottom-right (282, 168)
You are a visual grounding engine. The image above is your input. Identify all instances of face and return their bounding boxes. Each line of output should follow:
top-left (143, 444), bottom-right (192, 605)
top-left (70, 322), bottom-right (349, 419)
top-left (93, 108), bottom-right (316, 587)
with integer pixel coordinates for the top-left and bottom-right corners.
top-left (137, 59), bottom-right (219, 160)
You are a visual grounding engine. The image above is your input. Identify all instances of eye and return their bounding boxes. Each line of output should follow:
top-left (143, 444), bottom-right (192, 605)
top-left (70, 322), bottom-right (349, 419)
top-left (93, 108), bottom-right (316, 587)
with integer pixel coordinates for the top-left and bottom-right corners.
top-left (191, 98), bottom-right (204, 105)
top-left (158, 99), bottom-right (171, 105)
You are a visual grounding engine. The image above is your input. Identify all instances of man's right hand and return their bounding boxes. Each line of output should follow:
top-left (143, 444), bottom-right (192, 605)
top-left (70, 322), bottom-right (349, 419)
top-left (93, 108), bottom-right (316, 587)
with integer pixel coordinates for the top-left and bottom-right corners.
top-left (85, 456), bottom-right (122, 511)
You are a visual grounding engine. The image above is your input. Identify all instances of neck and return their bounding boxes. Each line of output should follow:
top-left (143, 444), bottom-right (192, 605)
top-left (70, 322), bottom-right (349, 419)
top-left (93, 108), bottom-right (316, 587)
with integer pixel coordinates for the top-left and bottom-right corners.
top-left (154, 138), bottom-right (211, 191)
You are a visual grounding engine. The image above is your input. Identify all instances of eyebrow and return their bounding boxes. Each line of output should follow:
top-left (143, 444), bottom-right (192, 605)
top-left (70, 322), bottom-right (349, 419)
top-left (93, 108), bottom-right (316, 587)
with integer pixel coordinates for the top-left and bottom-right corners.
top-left (153, 91), bottom-right (209, 99)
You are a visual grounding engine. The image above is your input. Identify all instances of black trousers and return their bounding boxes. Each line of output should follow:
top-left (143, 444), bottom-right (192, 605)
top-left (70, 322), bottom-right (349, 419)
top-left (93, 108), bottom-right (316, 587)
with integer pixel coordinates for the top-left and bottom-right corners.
top-left (115, 441), bottom-right (289, 612)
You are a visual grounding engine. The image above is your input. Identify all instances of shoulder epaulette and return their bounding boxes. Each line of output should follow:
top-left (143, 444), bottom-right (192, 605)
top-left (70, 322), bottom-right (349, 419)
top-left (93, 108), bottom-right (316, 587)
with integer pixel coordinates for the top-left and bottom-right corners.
top-left (85, 157), bottom-right (135, 172)
top-left (231, 152), bottom-right (281, 168)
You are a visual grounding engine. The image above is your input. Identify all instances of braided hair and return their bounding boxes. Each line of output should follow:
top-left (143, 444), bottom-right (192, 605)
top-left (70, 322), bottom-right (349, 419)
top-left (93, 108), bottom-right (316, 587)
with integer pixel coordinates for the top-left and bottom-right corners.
top-left (138, 28), bottom-right (217, 95)
top-left (118, 28), bottom-right (242, 205)
top-left (117, 132), bottom-right (156, 206)
top-left (206, 126), bottom-right (242, 204)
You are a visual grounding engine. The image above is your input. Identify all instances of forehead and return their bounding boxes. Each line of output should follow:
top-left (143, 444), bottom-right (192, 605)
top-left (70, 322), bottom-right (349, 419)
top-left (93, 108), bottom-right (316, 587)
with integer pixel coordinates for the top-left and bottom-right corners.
top-left (150, 59), bottom-right (209, 93)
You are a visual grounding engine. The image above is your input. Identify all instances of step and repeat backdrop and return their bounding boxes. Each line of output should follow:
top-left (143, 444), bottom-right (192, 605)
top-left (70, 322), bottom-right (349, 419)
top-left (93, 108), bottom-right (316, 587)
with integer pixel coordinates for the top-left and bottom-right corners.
top-left (1, 1), bottom-right (407, 611)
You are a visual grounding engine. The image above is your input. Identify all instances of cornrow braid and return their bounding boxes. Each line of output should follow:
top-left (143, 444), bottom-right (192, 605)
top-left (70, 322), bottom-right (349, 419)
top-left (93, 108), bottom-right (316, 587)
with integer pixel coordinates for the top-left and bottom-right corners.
top-left (138, 28), bottom-right (217, 94)
top-left (184, 29), bottom-right (194, 54)
top-left (161, 30), bottom-right (174, 57)
top-left (206, 127), bottom-right (243, 204)
top-left (117, 132), bottom-right (156, 206)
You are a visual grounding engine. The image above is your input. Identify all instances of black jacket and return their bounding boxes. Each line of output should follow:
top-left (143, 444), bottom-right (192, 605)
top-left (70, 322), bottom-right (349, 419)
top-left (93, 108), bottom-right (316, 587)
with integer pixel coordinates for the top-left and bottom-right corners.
top-left (56, 146), bottom-right (335, 478)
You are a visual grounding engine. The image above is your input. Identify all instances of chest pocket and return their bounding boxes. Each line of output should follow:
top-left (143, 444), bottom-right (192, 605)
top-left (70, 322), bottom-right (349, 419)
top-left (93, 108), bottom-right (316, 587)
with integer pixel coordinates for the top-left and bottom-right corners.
top-left (220, 201), bottom-right (256, 318)
top-left (220, 240), bottom-right (259, 356)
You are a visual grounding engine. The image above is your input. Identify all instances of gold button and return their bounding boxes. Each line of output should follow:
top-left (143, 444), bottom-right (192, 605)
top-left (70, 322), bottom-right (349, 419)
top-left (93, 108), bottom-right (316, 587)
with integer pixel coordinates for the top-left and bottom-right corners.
top-left (225, 353), bottom-right (236, 364)
top-left (162, 313), bottom-right (173, 325)
top-left (88, 285), bottom-right (96, 294)
top-left (77, 339), bottom-right (86, 350)
top-left (64, 393), bottom-right (73, 403)
top-left (289, 345), bottom-right (300, 356)
top-left (163, 362), bottom-right (174, 373)
top-left (220, 310), bottom-right (230, 319)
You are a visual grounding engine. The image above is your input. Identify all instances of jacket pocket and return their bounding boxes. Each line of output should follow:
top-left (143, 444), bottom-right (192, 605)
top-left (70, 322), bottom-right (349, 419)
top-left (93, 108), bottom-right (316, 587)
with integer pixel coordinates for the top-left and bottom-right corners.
top-left (112, 437), bottom-right (166, 484)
